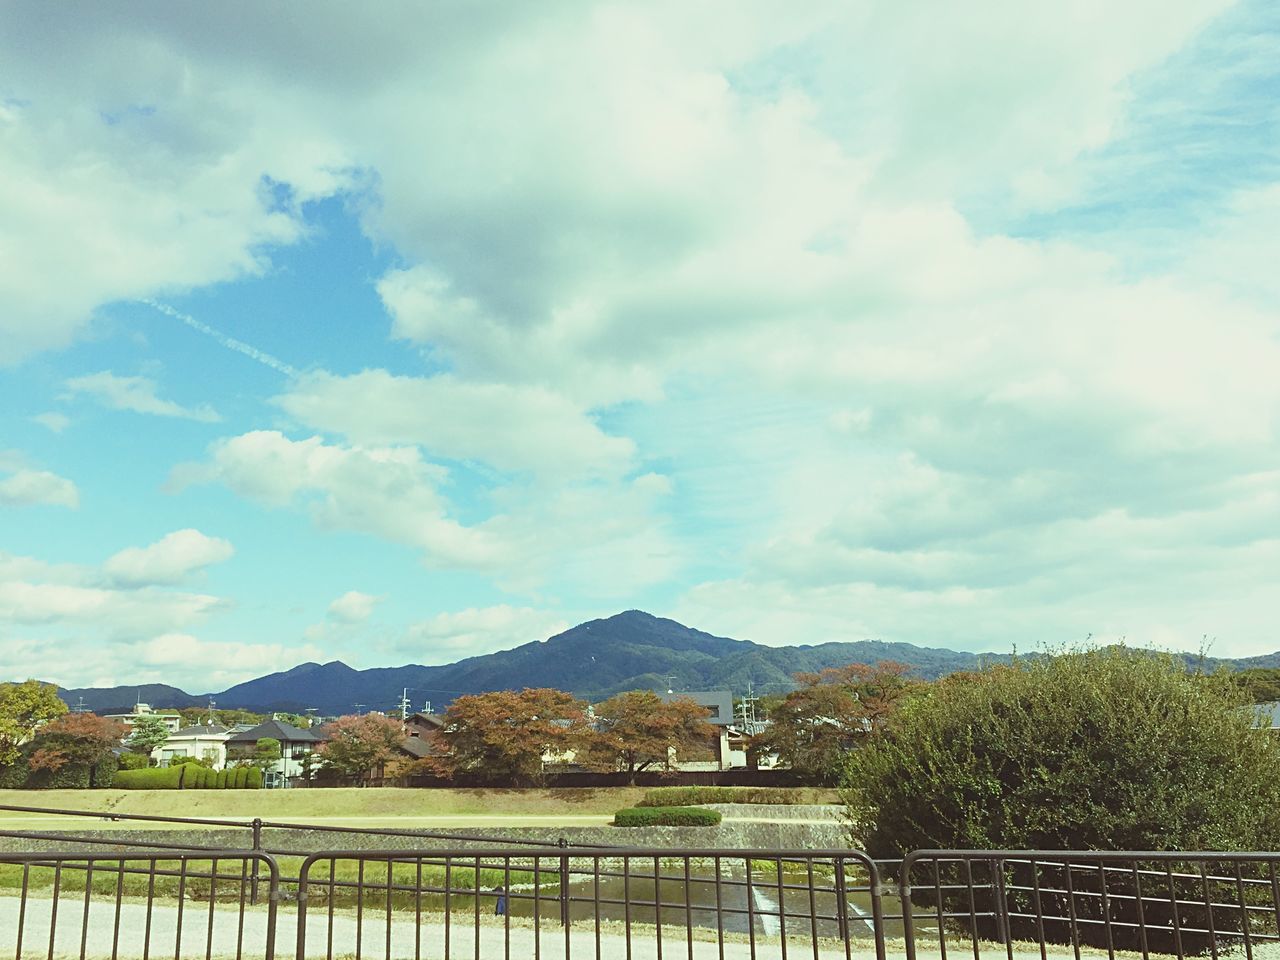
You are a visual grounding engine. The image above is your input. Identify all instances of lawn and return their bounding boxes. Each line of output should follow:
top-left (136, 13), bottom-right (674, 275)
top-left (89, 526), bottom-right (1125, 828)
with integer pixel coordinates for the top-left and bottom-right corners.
top-left (0, 786), bottom-right (649, 825)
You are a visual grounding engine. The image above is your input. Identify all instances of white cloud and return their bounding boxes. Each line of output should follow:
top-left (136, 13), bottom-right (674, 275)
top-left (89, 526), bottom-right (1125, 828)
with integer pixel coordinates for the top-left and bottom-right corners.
top-left (0, 469), bottom-right (79, 509)
top-left (66, 371), bottom-right (220, 422)
top-left (400, 605), bottom-right (571, 661)
top-left (31, 412), bottom-right (70, 433)
top-left (327, 590), bottom-right (384, 624)
top-left (277, 369), bottom-right (633, 480)
top-left (104, 529), bottom-right (234, 586)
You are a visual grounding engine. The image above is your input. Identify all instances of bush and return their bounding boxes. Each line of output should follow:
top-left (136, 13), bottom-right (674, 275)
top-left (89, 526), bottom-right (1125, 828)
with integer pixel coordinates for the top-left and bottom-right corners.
top-left (27, 762), bottom-right (90, 789)
top-left (244, 767), bottom-right (263, 789)
top-left (613, 806), bottom-right (722, 827)
top-left (115, 766), bottom-right (185, 790)
top-left (91, 754), bottom-right (118, 788)
top-left (637, 786), bottom-right (802, 807)
top-left (117, 752), bottom-right (149, 771)
top-left (233, 767), bottom-right (249, 788)
top-left (843, 647), bottom-right (1280, 954)
top-left (168, 755), bottom-right (210, 768)
top-left (0, 760), bottom-right (29, 788)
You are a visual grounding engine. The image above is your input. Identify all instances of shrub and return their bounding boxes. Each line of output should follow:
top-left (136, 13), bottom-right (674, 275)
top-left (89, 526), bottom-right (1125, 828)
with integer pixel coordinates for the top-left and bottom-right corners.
top-left (244, 767), bottom-right (263, 789)
top-left (115, 766), bottom-right (185, 790)
top-left (843, 647), bottom-right (1280, 954)
top-left (613, 806), bottom-right (722, 827)
top-left (216, 769), bottom-right (230, 789)
top-left (0, 760), bottom-right (29, 788)
top-left (91, 754), bottom-right (118, 788)
top-left (117, 752), bottom-right (149, 771)
top-left (27, 762), bottom-right (90, 789)
top-left (233, 767), bottom-right (249, 788)
top-left (168, 755), bottom-right (210, 768)
top-left (637, 786), bottom-right (801, 807)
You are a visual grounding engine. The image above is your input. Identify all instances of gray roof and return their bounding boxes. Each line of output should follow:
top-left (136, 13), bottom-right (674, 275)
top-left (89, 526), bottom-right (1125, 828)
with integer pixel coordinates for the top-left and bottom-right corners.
top-left (1256, 702), bottom-right (1280, 729)
top-left (225, 719), bottom-right (317, 744)
top-left (170, 724), bottom-right (229, 736)
top-left (657, 690), bottom-right (734, 726)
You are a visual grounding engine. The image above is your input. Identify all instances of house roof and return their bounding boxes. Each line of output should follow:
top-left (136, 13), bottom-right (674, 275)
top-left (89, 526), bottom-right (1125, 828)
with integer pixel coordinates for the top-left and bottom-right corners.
top-left (398, 736), bottom-right (437, 758)
top-left (225, 719), bottom-right (317, 744)
top-left (407, 712), bottom-right (446, 728)
top-left (169, 724), bottom-right (229, 737)
top-left (657, 690), bottom-right (734, 726)
top-left (1256, 702), bottom-right (1280, 729)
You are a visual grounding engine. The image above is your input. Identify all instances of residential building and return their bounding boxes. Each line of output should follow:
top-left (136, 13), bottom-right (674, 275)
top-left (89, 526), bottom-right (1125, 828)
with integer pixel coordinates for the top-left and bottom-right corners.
top-left (152, 724), bottom-right (232, 769)
top-left (102, 702), bottom-right (183, 734)
top-left (657, 690), bottom-right (734, 771)
top-left (224, 719), bottom-right (319, 787)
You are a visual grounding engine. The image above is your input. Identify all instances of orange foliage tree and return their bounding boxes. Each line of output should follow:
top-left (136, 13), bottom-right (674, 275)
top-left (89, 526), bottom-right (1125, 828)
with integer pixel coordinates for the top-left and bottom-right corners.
top-left (580, 691), bottom-right (716, 783)
top-left (433, 688), bottom-right (590, 785)
top-left (316, 713), bottom-right (405, 781)
top-left (27, 713), bottom-right (127, 772)
top-left (758, 661), bottom-right (918, 783)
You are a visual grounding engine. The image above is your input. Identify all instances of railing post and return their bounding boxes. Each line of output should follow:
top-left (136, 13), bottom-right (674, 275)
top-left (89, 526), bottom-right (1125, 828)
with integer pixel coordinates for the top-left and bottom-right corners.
top-left (992, 857), bottom-right (1010, 945)
top-left (835, 858), bottom-right (851, 945)
top-left (250, 817), bottom-right (263, 905)
top-left (558, 837), bottom-right (571, 929)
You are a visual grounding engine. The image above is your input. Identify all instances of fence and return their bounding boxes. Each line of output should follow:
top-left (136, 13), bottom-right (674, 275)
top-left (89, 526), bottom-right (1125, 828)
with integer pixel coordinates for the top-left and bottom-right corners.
top-left (4, 807), bottom-right (1280, 959)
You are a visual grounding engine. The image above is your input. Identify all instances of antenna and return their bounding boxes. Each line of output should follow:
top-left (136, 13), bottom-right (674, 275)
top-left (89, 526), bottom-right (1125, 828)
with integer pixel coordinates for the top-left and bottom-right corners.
top-left (665, 674), bottom-right (678, 695)
top-left (354, 703), bottom-right (366, 715)
top-left (72, 697), bottom-right (89, 714)
top-left (422, 700), bottom-right (433, 715)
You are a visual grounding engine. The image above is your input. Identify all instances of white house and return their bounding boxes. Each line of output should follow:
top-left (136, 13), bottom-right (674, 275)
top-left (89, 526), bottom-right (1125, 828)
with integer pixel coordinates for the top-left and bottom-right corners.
top-left (152, 724), bottom-right (232, 769)
top-left (103, 702), bottom-right (183, 734)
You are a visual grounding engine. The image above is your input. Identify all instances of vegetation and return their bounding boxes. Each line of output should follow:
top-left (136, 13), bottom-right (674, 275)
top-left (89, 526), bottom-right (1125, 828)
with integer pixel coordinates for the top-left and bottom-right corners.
top-left (637, 786), bottom-right (803, 806)
top-left (0, 680), bottom-right (67, 765)
top-left (125, 713), bottom-right (170, 757)
top-left (317, 713), bottom-right (404, 780)
top-left (1229, 667), bottom-right (1280, 704)
top-left (613, 806), bottom-right (722, 827)
top-left (432, 688), bottom-right (591, 785)
top-left (843, 647), bottom-right (1280, 953)
top-left (757, 661), bottom-right (917, 784)
top-left (244, 737), bottom-right (281, 770)
top-left (115, 765), bottom-right (261, 789)
top-left (25, 713), bottom-right (127, 788)
top-left (580, 691), bottom-right (716, 783)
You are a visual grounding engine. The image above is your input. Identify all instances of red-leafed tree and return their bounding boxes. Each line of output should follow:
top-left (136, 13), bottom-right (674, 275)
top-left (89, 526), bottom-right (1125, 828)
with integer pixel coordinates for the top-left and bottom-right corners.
top-left (27, 713), bottom-right (127, 772)
top-left (581, 691), bottom-right (716, 783)
top-left (758, 661), bottom-right (918, 783)
top-left (434, 688), bottom-right (590, 785)
top-left (317, 713), bottom-right (405, 781)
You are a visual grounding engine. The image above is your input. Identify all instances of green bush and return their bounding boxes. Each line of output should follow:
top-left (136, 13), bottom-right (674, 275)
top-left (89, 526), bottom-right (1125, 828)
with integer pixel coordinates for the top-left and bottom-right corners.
top-left (613, 806), bottom-right (722, 827)
top-left (233, 767), bottom-right (249, 788)
top-left (637, 786), bottom-right (801, 807)
top-left (0, 760), bottom-right (29, 788)
top-left (217, 769), bottom-right (230, 788)
top-left (843, 647), bottom-right (1280, 954)
top-left (244, 767), bottom-right (263, 789)
top-left (115, 766), bottom-right (186, 790)
top-left (91, 754), bottom-right (118, 788)
top-left (27, 763), bottom-right (90, 789)
top-left (117, 752), bottom-right (149, 771)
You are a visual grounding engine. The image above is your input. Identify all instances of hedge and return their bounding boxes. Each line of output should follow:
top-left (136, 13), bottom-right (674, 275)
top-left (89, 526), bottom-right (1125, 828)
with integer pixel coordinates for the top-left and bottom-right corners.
top-left (613, 806), bottom-right (722, 827)
top-left (115, 766), bottom-right (185, 790)
top-left (637, 786), bottom-right (801, 807)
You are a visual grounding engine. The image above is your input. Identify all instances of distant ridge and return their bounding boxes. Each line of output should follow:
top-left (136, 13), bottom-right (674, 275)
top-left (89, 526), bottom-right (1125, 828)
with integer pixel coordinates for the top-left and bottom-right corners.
top-left (45, 610), bottom-right (1280, 715)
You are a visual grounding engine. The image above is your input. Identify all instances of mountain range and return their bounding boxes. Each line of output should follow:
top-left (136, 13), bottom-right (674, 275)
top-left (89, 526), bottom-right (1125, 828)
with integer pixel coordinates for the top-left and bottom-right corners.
top-left (51, 610), bottom-right (1280, 715)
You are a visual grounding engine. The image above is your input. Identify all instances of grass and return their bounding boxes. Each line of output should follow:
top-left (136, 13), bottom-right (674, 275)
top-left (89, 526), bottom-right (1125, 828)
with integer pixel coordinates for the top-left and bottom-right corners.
top-left (0, 786), bottom-right (650, 824)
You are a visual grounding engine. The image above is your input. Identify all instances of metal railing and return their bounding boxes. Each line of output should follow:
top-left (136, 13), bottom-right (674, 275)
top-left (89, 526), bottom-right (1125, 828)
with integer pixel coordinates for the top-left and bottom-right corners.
top-left (0, 848), bottom-right (279, 960)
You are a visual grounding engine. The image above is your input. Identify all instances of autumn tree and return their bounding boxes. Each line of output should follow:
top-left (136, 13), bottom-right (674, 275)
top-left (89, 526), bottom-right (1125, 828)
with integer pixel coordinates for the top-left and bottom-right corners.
top-left (436, 688), bottom-right (589, 785)
top-left (0, 680), bottom-right (68, 766)
top-left (28, 713), bottom-right (127, 773)
top-left (758, 661), bottom-right (917, 783)
top-left (317, 713), bottom-right (404, 780)
top-left (582, 691), bottom-right (716, 783)
top-left (126, 714), bottom-right (170, 758)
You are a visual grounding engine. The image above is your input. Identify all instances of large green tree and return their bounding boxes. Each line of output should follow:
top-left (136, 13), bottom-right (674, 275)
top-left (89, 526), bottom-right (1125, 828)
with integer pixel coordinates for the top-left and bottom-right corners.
top-left (757, 661), bottom-right (916, 783)
top-left (843, 647), bottom-right (1280, 953)
top-left (581, 691), bottom-right (716, 783)
top-left (0, 680), bottom-right (68, 766)
top-left (126, 714), bottom-right (170, 758)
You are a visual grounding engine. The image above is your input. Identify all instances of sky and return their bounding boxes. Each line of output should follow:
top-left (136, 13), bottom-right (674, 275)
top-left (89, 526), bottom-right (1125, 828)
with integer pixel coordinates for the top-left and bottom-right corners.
top-left (1, 2), bottom-right (1278, 692)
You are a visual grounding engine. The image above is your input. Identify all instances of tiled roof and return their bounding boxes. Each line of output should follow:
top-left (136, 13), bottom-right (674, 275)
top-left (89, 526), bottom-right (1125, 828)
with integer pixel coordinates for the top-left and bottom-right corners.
top-left (225, 719), bottom-right (317, 744)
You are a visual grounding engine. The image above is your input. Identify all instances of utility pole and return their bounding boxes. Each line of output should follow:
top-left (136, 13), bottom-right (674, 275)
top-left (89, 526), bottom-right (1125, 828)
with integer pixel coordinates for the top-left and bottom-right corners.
top-left (398, 688), bottom-right (411, 730)
top-left (664, 674), bottom-right (678, 695)
top-left (354, 703), bottom-right (366, 715)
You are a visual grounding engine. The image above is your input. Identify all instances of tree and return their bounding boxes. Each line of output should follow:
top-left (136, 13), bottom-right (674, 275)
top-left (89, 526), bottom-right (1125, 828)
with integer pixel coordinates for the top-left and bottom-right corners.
top-left (317, 714), bottom-right (404, 780)
top-left (0, 680), bottom-right (68, 766)
top-left (757, 661), bottom-right (916, 783)
top-left (1230, 667), bottom-right (1280, 704)
top-left (27, 713), bottom-right (128, 786)
top-left (126, 715), bottom-right (170, 759)
top-left (842, 647), bottom-right (1280, 953)
top-left (248, 737), bottom-right (282, 771)
top-left (435, 688), bottom-right (589, 785)
top-left (581, 691), bottom-right (716, 783)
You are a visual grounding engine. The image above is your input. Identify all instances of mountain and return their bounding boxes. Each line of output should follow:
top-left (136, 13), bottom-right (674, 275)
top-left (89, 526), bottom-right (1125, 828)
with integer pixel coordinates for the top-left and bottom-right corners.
top-left (54, 683), bottom-right (204, 714)
top-left (48, 610), bottom-right (1280, 715)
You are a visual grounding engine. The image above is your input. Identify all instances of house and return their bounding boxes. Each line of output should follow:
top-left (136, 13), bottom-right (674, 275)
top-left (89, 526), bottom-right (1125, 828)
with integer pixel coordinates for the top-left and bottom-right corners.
top-left (152, 724), bottom-right (232, 769)
top-left (658, 690), bottom-right (734, 771)
top-left (224, 719), bottom-right (319, 787)
top-left (404, 712), bottom-right (446, 748)
top-left (103, 702), bottom-right (183, 734)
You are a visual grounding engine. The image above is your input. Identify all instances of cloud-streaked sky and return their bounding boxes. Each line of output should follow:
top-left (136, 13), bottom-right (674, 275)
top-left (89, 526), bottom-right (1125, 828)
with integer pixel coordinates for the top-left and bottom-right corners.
top-left (2, 2), bottom-right (1278, 693)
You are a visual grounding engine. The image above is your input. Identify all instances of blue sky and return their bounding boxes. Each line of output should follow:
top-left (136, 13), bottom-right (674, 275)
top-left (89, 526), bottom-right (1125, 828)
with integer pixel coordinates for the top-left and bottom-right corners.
top-left (1, 1), bottom-right (1278, 691)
